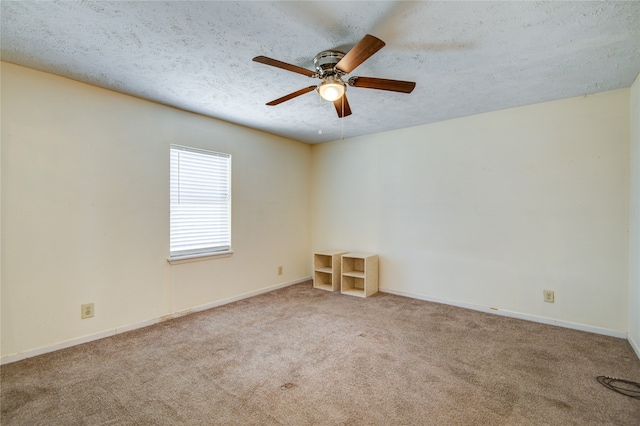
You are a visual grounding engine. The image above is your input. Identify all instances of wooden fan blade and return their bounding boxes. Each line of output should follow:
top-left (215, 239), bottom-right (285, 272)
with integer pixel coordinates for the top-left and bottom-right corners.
top-left (335, 34), bottom-right (385, 74)
top-left (253, 56), bottom-right (317, 78)
top-left (333, 95), bottom-right (352, 118)
top-left (348, 76), bottom-right (416, 93)
top-left (266, 86), bottom-right (317, 106)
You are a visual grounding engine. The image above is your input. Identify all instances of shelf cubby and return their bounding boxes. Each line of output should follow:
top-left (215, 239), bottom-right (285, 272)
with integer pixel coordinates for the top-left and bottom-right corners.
top-left (341, 253), bottom-right (378, 298)
top-left (313, 250), bottom-right (347, 291)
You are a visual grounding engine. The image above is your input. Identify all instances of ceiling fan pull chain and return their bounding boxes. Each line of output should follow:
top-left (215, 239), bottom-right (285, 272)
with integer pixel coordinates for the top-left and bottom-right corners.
top-left (319, 90), bottom-right (324, 135)
top-left (341, 95), bottom-right (345, 140)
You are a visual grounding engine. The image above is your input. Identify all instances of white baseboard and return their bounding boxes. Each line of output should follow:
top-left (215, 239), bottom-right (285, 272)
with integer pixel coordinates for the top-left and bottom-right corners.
top-left (1, 276), bottom-right (311, 365)
top-left (166, 276), bottom-right (312, 319)
top-left (379, 288), bottom-right (629, 339)
top-left (629, 335), bottom-right (640, 359)
top-left (3, 279), bottom-right (632, 365)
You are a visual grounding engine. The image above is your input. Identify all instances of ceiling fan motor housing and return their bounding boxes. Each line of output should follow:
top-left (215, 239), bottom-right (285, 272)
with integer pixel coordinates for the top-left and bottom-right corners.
top-left (314, 51), bottom-right (345, 77)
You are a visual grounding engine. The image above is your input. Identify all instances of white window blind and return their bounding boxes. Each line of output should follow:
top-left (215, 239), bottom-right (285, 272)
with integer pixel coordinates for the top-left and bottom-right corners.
top-left (170, 145), bottom-right (231, 258)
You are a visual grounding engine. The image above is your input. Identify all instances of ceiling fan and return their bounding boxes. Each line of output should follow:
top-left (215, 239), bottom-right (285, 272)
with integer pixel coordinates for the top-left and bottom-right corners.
top-left (252, 34), bottom-right (416, 118)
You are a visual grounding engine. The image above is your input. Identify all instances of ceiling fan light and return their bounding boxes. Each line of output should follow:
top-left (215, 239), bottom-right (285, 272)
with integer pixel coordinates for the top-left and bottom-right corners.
top-left (318, 78), bottom-right (345, 101)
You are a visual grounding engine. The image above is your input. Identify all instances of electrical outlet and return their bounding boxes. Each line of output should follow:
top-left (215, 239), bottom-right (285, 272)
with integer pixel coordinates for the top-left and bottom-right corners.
top-left (81, 303), bottom-right (94, 319)
top-left (543, 290), bottom-right (554, 303)
top-left (277, 266), bottom-right (283, 275)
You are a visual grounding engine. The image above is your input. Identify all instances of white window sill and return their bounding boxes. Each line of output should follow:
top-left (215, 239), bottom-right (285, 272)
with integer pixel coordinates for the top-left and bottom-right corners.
top-left (167, 250), bottom-right (234, 265)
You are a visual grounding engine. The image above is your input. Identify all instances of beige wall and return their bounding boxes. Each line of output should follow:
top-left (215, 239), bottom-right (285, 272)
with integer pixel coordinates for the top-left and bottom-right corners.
top-left (630, 73), bottom-right (640, 355)
top-left (312, 89), bottom-right (630, 334)
top-left (1, 63), bottom-right (311, 360)
top-left (1, 60), bottom-right (636, 361)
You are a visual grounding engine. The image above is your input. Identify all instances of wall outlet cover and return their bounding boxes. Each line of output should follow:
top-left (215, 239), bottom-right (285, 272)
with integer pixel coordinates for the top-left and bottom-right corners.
top-left (81, 303), bottom-right (94, 319)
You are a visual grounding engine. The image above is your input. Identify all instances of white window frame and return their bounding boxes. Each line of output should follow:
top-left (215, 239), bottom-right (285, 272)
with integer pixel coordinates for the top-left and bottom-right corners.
top-left (168, 145), bottom-right (232, 264)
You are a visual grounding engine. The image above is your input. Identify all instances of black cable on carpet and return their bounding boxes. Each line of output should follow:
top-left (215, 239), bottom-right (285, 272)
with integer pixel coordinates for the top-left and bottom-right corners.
top-left (596, 376), bottom-right (640, 399)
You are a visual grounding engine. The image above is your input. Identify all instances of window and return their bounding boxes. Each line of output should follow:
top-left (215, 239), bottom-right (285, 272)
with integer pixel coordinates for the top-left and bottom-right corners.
top-left (170, 145), bottom-right (231, 261)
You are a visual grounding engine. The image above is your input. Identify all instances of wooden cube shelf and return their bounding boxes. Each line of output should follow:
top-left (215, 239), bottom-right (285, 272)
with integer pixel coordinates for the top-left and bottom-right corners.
top-left (313, 250), bottom-right (348, 291)
top-left (341, 253), bottom-right (378, 298)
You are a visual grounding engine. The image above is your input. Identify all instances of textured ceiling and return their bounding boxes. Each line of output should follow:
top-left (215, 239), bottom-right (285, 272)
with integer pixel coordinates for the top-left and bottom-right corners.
top-left (2, 1), bottom-right (640, 144)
